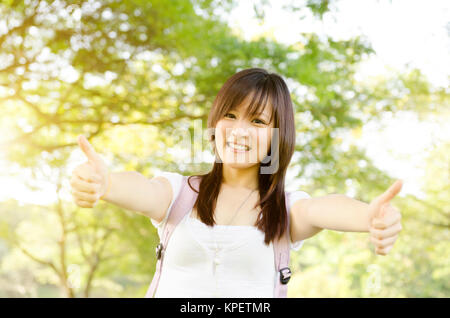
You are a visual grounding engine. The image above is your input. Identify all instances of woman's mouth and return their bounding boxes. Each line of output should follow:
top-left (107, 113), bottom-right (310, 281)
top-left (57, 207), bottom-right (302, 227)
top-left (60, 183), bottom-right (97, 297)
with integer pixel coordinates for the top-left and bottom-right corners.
top-left (226, 142), bottom-right (250, 152)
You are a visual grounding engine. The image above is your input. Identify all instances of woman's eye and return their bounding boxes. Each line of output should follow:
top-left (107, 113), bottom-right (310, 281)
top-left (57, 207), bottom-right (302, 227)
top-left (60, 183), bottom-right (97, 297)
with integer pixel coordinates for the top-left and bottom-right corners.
top-left (224, 113), bottom-right (266, 125)
top-left (253, 118), bottom-right (266, 125)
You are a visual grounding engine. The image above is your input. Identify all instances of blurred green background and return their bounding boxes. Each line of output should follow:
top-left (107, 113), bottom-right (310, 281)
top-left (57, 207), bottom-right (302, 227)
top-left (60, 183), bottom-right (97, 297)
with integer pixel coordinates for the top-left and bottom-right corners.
top-left (0, 0), bottom-right (448, 297)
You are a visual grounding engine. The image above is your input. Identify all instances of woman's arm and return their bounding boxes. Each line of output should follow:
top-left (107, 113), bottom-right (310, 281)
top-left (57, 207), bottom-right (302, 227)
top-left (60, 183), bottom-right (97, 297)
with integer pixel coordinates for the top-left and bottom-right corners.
top-left (290, 180), bottom-right (403, 255)
top-left (289, 194), bottom-right (368, 243)
top-left (102, 171), bottom-right (173, 221)
top-left (304, 194), bottom-right (371, 232)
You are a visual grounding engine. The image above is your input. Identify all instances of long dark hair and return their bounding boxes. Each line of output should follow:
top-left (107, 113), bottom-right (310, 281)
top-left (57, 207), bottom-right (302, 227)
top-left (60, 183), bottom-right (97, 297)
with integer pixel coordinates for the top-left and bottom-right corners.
top-left (187, 68), bottom-right (296, 245)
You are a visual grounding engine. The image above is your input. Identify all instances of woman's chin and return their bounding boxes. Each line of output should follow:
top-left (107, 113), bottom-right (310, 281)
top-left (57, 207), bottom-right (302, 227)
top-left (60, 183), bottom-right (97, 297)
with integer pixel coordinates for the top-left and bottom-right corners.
top-left (220, 156), bottom-right (260, 168)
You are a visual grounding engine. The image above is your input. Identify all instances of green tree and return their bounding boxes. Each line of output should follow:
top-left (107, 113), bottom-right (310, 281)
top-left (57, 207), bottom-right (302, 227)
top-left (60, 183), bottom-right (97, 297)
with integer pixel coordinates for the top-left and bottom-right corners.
top-left (0, 0), bottom-right (447, 297)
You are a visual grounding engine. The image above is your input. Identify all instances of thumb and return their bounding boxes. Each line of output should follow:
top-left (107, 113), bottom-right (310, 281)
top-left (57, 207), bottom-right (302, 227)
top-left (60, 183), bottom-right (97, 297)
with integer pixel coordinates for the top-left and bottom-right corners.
top-left (377, 180), bottom-right (403, 206)
top-left (77, 135), bottom-right (101, 164)
top-left (370, 179), bottom-right (403, 220)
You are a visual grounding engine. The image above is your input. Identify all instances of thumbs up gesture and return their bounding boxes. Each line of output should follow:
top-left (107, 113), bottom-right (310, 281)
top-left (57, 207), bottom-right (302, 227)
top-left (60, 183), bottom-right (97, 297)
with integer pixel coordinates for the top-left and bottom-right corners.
top-left (367, 180), bottom-right (403, 256)
top-left (70, 135), bottom-right (110, 208)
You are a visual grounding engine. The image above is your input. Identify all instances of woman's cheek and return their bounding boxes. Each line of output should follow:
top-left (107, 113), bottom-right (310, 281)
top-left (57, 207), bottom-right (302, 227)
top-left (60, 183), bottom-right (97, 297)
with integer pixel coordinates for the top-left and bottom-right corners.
top-left (215, 122), bottom-right (228, 145)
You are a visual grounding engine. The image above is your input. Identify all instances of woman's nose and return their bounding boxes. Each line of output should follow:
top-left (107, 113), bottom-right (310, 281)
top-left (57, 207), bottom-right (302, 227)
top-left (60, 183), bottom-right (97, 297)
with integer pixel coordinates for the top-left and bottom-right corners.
top-left (233, 118), bottom-right (252, 132)
top-left (227, 126), bottom-right (251, 145)
top-left (229, 125), bottom-right (250, 138)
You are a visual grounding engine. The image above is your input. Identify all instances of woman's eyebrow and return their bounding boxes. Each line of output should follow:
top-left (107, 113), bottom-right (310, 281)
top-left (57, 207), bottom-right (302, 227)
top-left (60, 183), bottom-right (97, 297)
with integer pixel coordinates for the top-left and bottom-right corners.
top-left (230, 107), bottom-right (270, 121)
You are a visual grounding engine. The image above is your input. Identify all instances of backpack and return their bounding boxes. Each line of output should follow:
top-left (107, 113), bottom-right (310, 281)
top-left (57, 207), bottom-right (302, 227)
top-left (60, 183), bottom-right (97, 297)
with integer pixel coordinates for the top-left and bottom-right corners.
top-left (145, 175), bottom-right (293, 298)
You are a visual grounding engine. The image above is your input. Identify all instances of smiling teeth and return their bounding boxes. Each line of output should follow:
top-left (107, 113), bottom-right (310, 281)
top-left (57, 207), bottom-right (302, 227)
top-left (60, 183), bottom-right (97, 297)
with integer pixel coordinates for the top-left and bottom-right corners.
top-left (227, 143), bottom-right (249, 151)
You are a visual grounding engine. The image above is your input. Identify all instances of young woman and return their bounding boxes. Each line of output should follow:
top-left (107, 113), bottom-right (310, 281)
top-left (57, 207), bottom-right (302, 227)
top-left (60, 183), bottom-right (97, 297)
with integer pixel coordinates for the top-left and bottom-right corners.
top-left (70, 68), bottom-right (403, 297)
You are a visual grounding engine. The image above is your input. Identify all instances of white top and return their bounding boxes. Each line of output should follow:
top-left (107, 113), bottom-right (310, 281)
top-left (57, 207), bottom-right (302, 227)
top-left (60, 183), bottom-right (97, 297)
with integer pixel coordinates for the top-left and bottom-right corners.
top-left (149, 171), bottom-right (311, 298)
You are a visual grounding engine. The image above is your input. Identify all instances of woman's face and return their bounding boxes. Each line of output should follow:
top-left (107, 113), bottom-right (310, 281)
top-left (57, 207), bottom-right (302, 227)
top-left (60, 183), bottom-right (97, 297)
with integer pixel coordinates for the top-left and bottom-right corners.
top-left (214, 97), bottom-right (275, 169)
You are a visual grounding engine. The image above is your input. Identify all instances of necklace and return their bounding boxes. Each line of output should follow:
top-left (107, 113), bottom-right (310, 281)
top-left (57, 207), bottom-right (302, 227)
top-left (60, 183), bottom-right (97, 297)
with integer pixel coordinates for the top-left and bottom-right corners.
top-left (224, 188), bottom-right (256, 225)
top-left (211, 187), bottom-right (257, 285)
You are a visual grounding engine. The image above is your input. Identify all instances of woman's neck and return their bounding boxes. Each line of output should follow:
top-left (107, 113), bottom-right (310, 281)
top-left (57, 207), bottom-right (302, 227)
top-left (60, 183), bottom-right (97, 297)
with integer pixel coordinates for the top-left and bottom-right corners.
top-left (222, 164), bottom-right (259, 191)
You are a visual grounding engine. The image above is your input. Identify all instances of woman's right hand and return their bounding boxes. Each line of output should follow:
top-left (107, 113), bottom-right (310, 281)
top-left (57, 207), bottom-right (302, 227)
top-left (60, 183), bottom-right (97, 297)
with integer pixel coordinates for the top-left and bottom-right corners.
top-left (70, 135), bottom-right (110, 208)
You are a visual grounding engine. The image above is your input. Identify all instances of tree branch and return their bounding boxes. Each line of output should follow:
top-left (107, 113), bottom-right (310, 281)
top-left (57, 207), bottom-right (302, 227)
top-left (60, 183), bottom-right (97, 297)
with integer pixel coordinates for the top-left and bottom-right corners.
top-left (83, 227), bottom-right (116, 297)
top-left (15, 242), bottom-right (62, 279)
top-left (0, 7), bottom-right (39, 48)
top-left (409, 196), bottom-right (450, 220)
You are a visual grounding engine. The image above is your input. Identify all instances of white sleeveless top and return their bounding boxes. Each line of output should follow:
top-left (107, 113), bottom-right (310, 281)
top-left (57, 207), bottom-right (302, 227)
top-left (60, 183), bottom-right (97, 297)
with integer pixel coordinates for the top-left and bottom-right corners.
top-left (149, 171), bottom-right (311, 298)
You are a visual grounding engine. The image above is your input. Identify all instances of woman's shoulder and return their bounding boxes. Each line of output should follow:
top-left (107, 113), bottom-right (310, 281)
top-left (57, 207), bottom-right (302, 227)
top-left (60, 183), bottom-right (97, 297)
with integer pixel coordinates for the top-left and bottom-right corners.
top-left (149, 171), bottom-right (185, 226)
top-left (287, 190), bottom-right (311, 206)
top-left (153, 170), bottom-right (184, 180)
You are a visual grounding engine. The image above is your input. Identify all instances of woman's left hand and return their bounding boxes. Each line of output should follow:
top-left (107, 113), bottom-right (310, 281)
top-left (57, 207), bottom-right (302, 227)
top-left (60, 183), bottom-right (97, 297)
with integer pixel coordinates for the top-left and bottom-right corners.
top-left (367, 180), bottom-right (403, 256)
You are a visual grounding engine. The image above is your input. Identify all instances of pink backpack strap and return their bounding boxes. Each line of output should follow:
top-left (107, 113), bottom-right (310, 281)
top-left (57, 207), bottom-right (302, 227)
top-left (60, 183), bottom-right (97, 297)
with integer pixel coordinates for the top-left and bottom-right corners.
top-left (145, 175), bottom-right (200, 298)
top-left (273, 191), bottom-right (292, 298)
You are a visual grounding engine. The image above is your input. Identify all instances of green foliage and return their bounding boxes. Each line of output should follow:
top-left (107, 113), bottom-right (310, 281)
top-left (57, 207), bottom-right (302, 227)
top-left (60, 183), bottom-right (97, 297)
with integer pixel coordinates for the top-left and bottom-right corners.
top-left (0, 0), bottom-right (447, 297)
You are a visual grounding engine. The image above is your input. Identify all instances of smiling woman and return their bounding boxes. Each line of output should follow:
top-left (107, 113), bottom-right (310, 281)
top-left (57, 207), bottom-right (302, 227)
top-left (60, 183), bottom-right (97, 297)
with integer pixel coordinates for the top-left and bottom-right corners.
top-left (71, 68), bottom-right (404, 299)
top-left (199, 68), bottom-right (297, 244)
top-left (140, 68), bottom-right (305, 298)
